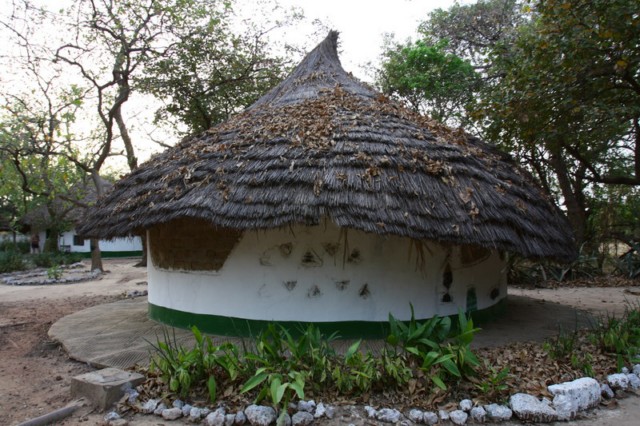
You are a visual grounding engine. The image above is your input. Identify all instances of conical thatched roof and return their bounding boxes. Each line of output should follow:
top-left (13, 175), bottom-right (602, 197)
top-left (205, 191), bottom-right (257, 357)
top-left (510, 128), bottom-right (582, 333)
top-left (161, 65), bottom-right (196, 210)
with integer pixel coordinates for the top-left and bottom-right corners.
top-left (79, 31), bottom-right (575, 262)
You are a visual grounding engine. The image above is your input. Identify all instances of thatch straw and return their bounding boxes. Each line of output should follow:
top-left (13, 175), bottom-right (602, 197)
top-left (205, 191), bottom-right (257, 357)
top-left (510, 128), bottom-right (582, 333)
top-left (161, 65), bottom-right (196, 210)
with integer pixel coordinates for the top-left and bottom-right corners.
top-left (78, 31), bottom-right (576, 262)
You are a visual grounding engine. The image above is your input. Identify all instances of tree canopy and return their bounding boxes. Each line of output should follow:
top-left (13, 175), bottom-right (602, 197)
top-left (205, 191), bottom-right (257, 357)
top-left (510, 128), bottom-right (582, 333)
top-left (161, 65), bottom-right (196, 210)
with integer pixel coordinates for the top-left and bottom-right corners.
top-left (380, 0), bottom-right (640, 247)
top-left (377, 39), bottom-right (481, 126)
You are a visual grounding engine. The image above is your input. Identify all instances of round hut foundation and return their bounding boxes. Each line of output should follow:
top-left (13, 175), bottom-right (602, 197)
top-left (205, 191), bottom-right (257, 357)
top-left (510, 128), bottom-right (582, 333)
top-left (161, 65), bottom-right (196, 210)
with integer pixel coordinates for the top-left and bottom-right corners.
top-left (147, 219), bottom-right (507, 338)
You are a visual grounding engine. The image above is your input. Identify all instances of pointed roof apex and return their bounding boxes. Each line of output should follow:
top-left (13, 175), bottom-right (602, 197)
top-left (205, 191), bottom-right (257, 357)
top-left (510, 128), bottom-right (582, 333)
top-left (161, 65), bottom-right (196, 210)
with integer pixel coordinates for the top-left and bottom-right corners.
top-left (249, 30), bottom-right (376, 110)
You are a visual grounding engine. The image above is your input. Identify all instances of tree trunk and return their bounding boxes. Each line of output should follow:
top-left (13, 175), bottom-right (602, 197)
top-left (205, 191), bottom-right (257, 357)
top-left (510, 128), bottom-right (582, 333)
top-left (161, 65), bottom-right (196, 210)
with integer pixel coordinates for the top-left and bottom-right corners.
top-left (114, 108), bottom-right (138, 171)
top-left (550, 149), bottom-right (587, 247)
top-left (43, 232), bottom-right (59, 253)
top-left (90, 238), bottom-right (103, 272)
top-left (135, 232), bottom-right (147, 267)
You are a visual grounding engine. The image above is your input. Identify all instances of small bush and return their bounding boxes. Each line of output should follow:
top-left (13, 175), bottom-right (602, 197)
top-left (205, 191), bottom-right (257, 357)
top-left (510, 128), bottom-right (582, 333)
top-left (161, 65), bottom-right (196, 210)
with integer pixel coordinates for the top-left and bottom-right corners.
top-left (0, 240), bottom-right (30, 254)
top-left (31, 252), bottom-right (83, 268)
top-left (0, 251), bottom-right (26, 273)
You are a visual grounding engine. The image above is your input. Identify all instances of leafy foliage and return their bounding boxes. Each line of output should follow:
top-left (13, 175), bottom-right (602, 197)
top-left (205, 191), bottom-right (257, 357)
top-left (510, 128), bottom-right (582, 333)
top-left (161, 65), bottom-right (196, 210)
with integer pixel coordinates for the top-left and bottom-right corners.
top-left (150, 310), bottom-right (483, 412)
top-left (137, 1), bottom-right (298, 134)
top-left (377, 39), bottom-right (481, 126)
top-left (387, 307), bottom-right (481, 390)
top-left (0, 251), bottom-right (26, 273)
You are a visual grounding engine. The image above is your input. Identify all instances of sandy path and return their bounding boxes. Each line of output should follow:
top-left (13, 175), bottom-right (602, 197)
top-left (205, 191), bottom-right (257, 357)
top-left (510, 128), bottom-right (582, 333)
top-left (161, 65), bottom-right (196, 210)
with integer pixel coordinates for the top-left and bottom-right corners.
top-left (0, 258), bottom-right (147, 303)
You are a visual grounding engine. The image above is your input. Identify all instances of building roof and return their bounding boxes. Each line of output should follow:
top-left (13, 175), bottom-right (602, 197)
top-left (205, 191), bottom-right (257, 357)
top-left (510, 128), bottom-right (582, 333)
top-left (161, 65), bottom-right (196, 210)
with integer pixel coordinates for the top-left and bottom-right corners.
top-left (78, 31), bottom-right (576, 262)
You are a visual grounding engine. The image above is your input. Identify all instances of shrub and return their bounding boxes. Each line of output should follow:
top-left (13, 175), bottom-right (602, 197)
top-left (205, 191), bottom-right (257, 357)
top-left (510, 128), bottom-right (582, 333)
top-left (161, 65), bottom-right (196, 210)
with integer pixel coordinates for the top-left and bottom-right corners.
top-left (0, 240), bottom-right (30, 254)
top-left (31, 252), bottom-right (83, 268)
top-left (150, 309), bottom-right (483, 415)
top-left (0, 251), bottom-right (27, 273)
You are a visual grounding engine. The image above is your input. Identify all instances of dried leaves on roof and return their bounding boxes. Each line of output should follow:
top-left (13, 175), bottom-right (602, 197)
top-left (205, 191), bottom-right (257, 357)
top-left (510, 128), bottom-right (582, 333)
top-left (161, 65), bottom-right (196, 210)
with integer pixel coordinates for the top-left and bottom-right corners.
top-left (78, 31), bottom-right (575, 261)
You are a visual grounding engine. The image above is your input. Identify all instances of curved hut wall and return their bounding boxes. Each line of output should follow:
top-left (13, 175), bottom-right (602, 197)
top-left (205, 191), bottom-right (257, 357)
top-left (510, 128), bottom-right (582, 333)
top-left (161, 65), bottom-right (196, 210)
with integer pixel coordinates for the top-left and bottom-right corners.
top-left (147, 219), bottom-right (506, 338)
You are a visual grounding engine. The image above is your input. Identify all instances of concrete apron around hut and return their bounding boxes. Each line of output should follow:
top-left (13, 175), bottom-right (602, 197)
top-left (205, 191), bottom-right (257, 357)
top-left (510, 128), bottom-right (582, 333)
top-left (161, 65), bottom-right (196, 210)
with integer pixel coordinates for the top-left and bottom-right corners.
top-left (146, 218), bottom-right (506, 338)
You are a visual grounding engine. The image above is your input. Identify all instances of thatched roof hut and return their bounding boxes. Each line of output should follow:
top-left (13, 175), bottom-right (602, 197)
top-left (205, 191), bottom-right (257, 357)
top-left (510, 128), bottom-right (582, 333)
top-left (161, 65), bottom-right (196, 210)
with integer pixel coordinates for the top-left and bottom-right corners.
top-left (79, 32), bottom-right (575, 337)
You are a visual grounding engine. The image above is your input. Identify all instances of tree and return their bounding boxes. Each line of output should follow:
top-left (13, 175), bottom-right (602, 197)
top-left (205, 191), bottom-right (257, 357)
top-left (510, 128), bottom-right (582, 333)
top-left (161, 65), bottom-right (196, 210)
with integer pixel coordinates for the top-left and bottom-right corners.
top-left (419, 0), bottom-right (525, 74)
top-left (477, 0), bottom-right (640, 245)
top-left (2, 0), bottom-right (305, 268)
top-left (376, 39), bottom-right (481, 126)
top-left (137, 2), bottom-right (296, 134)
top-left (0, 91), bottom-right (88, 252)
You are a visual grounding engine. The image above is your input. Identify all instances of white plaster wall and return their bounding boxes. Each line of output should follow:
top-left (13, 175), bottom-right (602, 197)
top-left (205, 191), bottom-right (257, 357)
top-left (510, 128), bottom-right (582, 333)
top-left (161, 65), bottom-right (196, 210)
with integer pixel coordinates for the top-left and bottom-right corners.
top-left (58, 230), bottom-right (142, 253)
top-left (148, 222), bottom-right (507, 323)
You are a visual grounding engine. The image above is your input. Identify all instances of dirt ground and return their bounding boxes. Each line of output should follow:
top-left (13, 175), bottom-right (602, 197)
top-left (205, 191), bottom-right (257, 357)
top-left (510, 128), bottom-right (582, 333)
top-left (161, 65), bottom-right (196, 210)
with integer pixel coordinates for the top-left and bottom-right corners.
top-left (1, 258), bottom-right (640, 425)
top-left (0, 258), bottom-right (147, 426)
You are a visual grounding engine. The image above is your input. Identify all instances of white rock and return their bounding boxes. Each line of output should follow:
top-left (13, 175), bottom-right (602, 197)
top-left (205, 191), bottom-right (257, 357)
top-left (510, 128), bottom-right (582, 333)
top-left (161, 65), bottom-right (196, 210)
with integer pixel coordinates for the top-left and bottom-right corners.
top-left (245, 405), bottom-right (277, 426)
top-left (162, 407), bottom-right (183, 420)
top-left (423, 411), bottom-right (439, 425)
top-left (509, 393), bottom-right (557, 423)
top-left (235, 411), bottom-right (247, 425)
top-left (297, 400), bottom-right (316, 413)
top-left (142, 398), bottom-right (160, 414)
top-left (226, 413), bottom-right (237, 426)
top-left (104, 411), bottom-right (121, 421)
top-left (190, 407), bottom-right (204, 420)
top-left (154, 402), bottom-right (167, 416)
top-left (548, 377), bottom-right (601, 420)
top-left (314, 402), bottom-right (326, 418)
top-left (449, 410), bottom-right (468, 425)
top-left (601, 383), bottom-right (615, 399)
top-left (470, 406), bottom-right (486, 422)
top-left (204, 408), bottom-right (227, 426)
top-left (325, 405), bottom-right (335, 419)
top-left (484, 403), bottom-right (512, 421)
top-left (633, 364), bottom-right (640, 376)
top-left (408, 409), bottom-right (424, 423)
top-left (438, 409), bottom-right (450, 421)
top-left (622, 367), bottom-right (630, 374)
top-left (202, 408), bottom-right (212, 417)
top-left (292, 411), bottom-right (314, 425)
top-left (172, 399), bottom-right (184, 409)
top-left (459, 399), bottom-right (473, 412)
top-left (364, 406), bottom-right (377, 418)
top-left (376, 408), bottom-right (402, 423)
top-left (627, 373), bottom-right (640, 390)
top-left (125, 388), bottom-right (139, 404)
top-left (608, 373), bottom-right (630, 390)
top-left (182, 404), bottom-right (193, 417)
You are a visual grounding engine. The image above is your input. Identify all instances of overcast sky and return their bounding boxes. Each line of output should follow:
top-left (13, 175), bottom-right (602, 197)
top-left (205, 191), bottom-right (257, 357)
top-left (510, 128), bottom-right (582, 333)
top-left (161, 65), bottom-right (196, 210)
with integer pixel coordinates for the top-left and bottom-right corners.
top-left (259, 0), bottom-right (458, 79)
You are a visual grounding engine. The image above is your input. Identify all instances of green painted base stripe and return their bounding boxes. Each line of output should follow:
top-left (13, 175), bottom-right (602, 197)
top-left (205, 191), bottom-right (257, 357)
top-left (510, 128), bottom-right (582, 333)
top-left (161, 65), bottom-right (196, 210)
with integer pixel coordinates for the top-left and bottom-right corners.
top-left (76, 251), bottom-right (143, 259)
top-left (148, 298), bottom-right (507, 339)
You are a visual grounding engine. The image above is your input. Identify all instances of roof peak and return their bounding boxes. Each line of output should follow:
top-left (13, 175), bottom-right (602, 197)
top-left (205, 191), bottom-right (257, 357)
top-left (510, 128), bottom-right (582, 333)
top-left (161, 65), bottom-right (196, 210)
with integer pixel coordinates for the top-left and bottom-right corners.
top-left (249, 30), bottom-right (375, 110)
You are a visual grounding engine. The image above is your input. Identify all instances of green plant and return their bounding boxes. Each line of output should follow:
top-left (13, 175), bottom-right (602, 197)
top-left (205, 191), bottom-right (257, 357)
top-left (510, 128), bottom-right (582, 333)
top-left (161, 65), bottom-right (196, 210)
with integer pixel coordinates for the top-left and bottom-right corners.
top-left (240, 325), bottom-right (314, 425)
top-left (588, 306), bottom-right (640, 363)
top-left (32, 252), bottom-right (83, 268)
top-left (149, 326), bottom-right (211, 400)
top-left (444, 311), bottom-right (481, 377)
top-left (387, 304), bottom-right (451, 353)
top-left (0, 251), bottom-right (26, 273)
top-left (475, 361), bottom-right (510, 398)
top-left (616, 243), bottom-right (640, 279)
top-left (47, 264), bottom-right (63, 280)
top-left (0, 240), bottom-right (30, 254)
top-left (570, 352), bottom-right (595, 377)
top-left (387, 308), bottom-right (481, 389)
top-left (544, 328), bottom-right (580, 359)
top-left (241, 369), bottom-right (306, 425)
